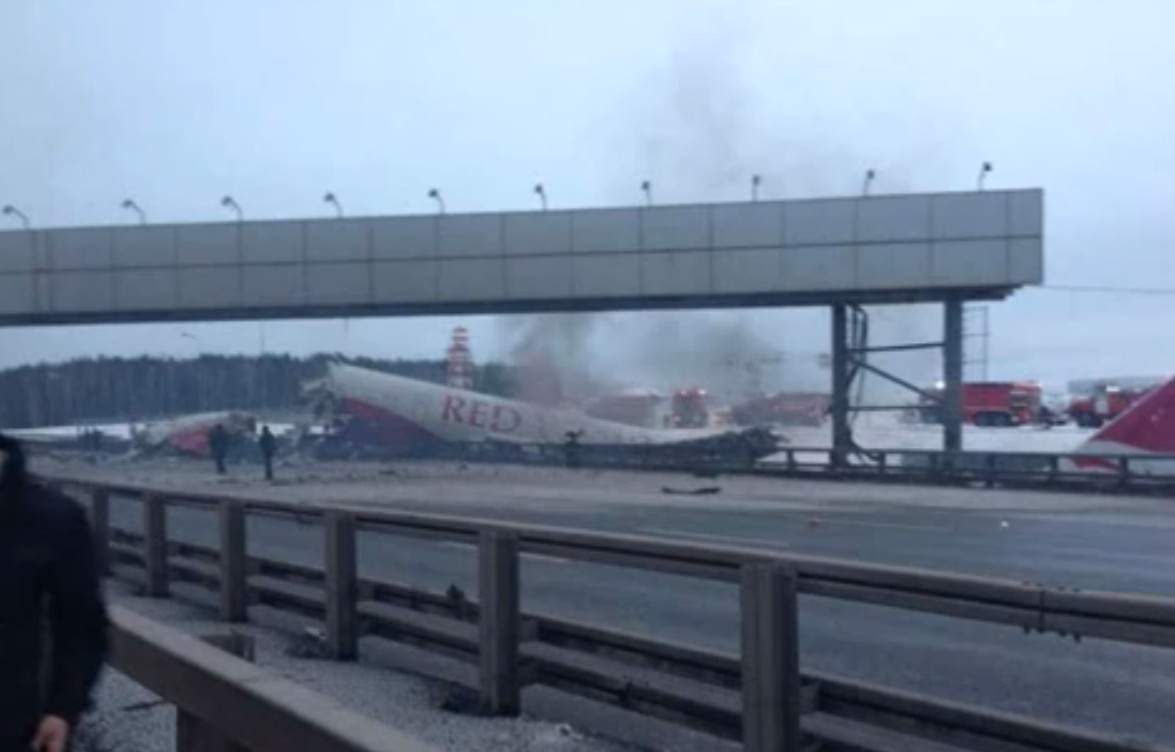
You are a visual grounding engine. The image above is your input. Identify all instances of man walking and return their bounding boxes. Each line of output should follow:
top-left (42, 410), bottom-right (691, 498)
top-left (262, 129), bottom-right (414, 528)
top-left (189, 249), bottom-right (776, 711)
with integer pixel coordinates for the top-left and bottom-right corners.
top-left (258, 425), bottom-right (277, 481)
top-left (0, 433), bottom-right (108, 752)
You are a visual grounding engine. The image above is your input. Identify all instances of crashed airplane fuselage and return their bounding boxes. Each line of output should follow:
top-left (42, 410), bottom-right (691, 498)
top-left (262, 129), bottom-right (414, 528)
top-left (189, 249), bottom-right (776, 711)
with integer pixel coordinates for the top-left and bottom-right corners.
top-left (307, 363), bottom-right (780, 462)
top-left (131, 410), bottom-right (257, 458)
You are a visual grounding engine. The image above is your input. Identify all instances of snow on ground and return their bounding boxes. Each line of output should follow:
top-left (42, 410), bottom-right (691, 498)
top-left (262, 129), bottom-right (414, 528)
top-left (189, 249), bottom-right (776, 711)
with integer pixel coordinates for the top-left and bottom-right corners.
top-left (8, 421), bottom-right (136, 441)
top-left (776, 413), bottom-right (1094, 454)
top-left (80, 580), bottom-right (699, 752)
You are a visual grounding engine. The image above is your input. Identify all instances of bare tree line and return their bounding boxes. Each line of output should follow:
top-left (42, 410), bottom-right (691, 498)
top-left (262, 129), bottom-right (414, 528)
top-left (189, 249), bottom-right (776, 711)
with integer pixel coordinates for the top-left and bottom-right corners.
top-left (0, 354), bottom-right (516, 429)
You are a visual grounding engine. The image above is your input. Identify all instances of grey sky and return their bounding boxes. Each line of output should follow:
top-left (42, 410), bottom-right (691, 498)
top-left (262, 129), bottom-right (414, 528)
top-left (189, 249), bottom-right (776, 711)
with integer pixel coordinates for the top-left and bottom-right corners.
top-left (1, 0), bottom-right (1172, 393)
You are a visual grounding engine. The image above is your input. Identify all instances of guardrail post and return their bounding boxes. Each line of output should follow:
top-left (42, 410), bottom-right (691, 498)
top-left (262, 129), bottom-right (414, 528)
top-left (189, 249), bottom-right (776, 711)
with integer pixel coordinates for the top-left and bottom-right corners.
top-left (479, 530), bottom-right (520, 716)
top-left (740, 562), bottom-right (800, 752)
top-left (144, 494), bottom-right (169, 597)
top-left (324, 510), bottom-right (358, 660)
top-left (90, 488), bottom-right (110, 575)
top-left (218, 501), bottom-right (248, 623)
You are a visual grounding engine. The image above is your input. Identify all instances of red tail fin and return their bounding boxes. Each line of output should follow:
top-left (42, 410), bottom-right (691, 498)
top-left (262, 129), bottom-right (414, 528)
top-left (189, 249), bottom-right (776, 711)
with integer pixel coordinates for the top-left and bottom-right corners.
top-left (1080, 376), bottom-right (1175, 455)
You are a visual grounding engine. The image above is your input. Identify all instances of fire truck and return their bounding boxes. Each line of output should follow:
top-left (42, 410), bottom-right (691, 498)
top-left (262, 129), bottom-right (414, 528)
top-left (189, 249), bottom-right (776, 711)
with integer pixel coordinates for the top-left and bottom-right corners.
top-left (731, 392), bottom-right (830, 427)
top-left (585, 389), bottom-right (664, 428)
top-left (1067, 384), bottom-right (1154, 428)
top-left (669, 387), bottom-right (710, 428)
top-left (918, 381), bottom-right (1042, 427)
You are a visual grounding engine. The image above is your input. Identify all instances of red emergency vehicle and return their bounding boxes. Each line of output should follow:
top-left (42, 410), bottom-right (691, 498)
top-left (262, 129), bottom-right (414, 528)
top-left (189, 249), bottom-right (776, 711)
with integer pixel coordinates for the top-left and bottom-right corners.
top-left (670, 387), bottom-right (710, 428)
top-left (731, 392), bottom-right (830, 427)
top-left (1067, 384), bottom-right (1153, 428)
top-left (919, 381), bottom-right (1042, 427)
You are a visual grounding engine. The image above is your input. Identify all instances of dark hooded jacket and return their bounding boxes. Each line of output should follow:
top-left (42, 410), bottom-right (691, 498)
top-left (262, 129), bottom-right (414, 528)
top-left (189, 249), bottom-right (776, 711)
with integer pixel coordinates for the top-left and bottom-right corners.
top-left (0, 434), bottom-right (108, 747)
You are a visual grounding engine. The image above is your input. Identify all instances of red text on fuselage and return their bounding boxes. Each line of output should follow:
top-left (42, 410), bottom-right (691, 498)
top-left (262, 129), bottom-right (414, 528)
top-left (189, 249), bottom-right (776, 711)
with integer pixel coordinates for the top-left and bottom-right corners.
top-left (441, 395), bottom-right (522, 433)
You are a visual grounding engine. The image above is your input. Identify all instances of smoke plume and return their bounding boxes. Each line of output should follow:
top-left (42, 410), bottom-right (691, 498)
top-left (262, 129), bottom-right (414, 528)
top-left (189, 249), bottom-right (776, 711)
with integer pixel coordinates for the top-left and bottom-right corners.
top-left (494, 314), bottom-right (617, 405)
top-left (496, 8), bottom-right (945, 415)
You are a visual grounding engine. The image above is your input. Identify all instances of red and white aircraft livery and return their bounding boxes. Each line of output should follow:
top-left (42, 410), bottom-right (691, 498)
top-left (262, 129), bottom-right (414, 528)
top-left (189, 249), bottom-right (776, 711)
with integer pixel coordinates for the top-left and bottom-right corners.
top-left (1069, 374), bottom-right (1175, 474)
top-left (131, 410), bottom-right (256, 457)
top-left (308, 363), bottom-right (779, 458)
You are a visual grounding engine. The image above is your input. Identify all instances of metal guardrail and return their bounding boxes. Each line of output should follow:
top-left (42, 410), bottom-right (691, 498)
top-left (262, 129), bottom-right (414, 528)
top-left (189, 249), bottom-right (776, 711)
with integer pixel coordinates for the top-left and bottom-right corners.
top-left (54, 474), bottom-right (1175, 752)
top-left (109, 605), bottom-right (439, 752)
top-left (757, 445), bottom-right (1175, 491)
top-left (358, 439), bottom-right (1175, 495)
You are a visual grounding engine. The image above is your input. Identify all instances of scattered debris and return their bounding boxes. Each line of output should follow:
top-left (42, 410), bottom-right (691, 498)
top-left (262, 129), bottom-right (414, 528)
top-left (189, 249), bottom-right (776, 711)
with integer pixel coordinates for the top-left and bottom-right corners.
top-left (285, 626), bottom-right (331, 659)
top-left (660, 486), bottom-right (721, 496)
top-left (446, 584), bottom-right (474, 619)
top-left (435, 685), bottom-right (481, 715)
top-left (119, 699), bottom-right (168, 713)
top-left (531, 722), bottom-right (583, 745)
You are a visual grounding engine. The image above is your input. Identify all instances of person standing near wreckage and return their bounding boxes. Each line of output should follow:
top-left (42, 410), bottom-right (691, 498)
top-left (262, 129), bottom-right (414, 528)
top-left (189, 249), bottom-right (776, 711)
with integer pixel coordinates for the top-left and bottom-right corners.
top-left (208, 423), bottom-right (229, 475)
top-left (0, 433), bottom-right (108, 752)
top-left (259, 425), bottom-right (277, 481)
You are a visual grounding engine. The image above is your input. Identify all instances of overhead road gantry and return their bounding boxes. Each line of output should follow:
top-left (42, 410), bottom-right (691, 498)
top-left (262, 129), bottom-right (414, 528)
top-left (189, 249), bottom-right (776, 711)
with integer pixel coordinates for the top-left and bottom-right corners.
top-left (0, 188), bottom-right (1043, 456)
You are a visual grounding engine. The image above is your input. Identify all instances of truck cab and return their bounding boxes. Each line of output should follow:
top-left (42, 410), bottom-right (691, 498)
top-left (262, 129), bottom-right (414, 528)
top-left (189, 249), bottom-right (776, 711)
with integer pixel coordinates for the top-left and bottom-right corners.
top-left (1067, 384), bottom-right (1153, 428)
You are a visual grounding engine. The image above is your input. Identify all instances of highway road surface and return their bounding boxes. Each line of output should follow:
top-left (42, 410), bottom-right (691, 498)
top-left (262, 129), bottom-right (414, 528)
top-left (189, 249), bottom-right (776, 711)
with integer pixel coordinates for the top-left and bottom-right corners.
top-left (62, 458), bottom-right (1175, 748)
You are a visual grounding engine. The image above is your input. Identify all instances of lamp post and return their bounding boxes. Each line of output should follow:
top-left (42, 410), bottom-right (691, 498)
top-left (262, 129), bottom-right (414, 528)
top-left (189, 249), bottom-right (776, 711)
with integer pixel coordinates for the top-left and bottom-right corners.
top-left (121, 199), bottom-right (146, 224)
top-left (428, 188), bottom-right (446, 214)
top-left (862, 169), bottom-right (876, 197)
top-left (1, 204), bottom-right (30, 229)
top-left (640, 180), bottom-right (652, 207)
top-left (220, 195), bottom-right (243, 221)
top-left (534, 183), bottom-right (547, 211)
top-left (751, 174), bottom-right (762, 202)
top-left (323, 192), bottom-right (343, 218)
top-left (977, 162), bottom-right (993, 191)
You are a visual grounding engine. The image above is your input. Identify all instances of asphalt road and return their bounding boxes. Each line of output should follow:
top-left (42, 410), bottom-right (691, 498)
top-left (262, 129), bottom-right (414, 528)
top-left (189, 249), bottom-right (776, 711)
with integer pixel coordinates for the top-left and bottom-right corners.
top-left (95, 461), bottom-right (1175, 748)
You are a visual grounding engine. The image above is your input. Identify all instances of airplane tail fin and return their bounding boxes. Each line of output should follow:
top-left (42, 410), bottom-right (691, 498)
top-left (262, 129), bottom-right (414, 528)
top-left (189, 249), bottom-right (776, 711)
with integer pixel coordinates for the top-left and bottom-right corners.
top-left (1077, 375), bottom-right (1175, 457)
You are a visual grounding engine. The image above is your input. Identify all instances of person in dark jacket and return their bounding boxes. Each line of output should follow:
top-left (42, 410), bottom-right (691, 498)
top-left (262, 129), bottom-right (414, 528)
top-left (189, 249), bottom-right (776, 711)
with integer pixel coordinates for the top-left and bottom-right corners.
top-left (0, 433), bottom-right (108, 752)
top-left (208, 424), bottom-right (229, 475)
top-left (258, 425), bottom-right (277, 481)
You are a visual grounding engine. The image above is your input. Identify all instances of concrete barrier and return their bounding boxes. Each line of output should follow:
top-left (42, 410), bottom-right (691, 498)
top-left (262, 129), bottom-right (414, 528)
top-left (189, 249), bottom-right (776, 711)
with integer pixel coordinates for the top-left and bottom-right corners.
top-left (109, 606), bottom-right (439, 752)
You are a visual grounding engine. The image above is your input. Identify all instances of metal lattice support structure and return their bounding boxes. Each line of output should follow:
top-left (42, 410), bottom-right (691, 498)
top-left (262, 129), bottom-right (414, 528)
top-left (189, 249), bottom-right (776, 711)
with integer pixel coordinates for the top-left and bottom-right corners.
top-left (829, 297), bottom-right (969, 463)
top-left (445, 326), bottom-right (474, 390)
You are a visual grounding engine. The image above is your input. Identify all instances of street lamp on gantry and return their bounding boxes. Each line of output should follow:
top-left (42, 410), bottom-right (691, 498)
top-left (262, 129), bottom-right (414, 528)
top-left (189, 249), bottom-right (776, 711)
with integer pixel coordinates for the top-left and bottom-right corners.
top-left (862, 169), bottom-right (876, 197)
top-left (323, 191), bottom-right (343, 218)
top-left (751, 174), bottom-right (762, 202)
top-left (534, 183), bottom-right (547, 211)
top-left (640, 180), bottom-right (652, 207)
top-left (428, 188), bottom-right (445, 214)
top-left (1, 204), bottom-right (29, 229)
top-left (220, 195), bottom-right (243, 221)
top-left (977, 162), bottom-right (993, 191)
top-left (120, 198), bottom-right (146, 225)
